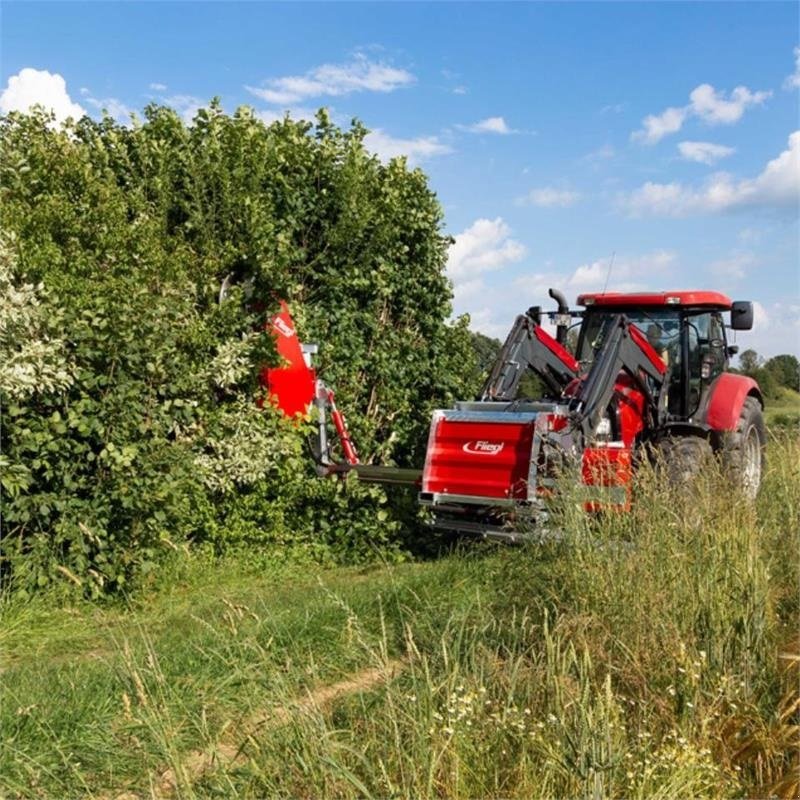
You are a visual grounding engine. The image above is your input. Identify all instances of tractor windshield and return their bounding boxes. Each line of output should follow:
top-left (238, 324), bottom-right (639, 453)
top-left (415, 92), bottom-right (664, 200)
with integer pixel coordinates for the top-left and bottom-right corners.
top-left (577, 309), bottom-right (682, 368)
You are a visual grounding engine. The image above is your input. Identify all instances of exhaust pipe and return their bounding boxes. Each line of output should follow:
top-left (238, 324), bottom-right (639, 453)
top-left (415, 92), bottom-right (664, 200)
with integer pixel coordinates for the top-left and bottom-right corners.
top-left (548, 288), bottom-right (570, 346)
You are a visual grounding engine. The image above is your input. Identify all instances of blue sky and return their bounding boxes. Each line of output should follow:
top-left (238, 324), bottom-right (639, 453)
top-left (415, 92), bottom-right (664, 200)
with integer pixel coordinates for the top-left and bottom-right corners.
top-left (2, 2), bottom-right (798, 357)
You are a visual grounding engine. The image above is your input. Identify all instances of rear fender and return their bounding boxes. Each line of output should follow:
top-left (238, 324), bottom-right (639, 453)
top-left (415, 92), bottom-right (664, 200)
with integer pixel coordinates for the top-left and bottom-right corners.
top-left (703, 373), bottom-right (763, 432)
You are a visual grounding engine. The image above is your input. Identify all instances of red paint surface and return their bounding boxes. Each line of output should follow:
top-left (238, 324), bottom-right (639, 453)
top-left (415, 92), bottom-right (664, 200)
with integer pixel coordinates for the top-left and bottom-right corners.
top-left (576, 291), bottom-right (732, 309)
top-left (327, 389), bottom-right (359, 465)
top-left (581, 446), bottom-right (632, 511)
top-left (705, 373), bottom-right (762, 431)
top-left (628, 324), bottom-right (668, 376)
top-left (614, 374), bottom-right (648, 446)
top-left (422, 417), bottom-right (537, 500)
top-left (533, 325), bottom-right (580, 373)
top-left (263, 302), bottom-right (316, 417)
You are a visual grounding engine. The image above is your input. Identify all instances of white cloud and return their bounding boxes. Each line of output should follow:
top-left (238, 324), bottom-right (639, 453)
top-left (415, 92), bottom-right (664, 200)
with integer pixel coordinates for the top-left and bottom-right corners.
top-left (0, 67), bottom-right (85, 124)
top-left (733, 300), bottom-right (800, 359)
top-left (689, 84), bottom-right (771, 125)
top-left (632, 83), bottom-right (771, 144)
top-left (453, 86), bottom-right (468, 96)
top-left (363, 129), bottom-right (452, 164)
top-left (517, 187), bottom-right (581, 208)
top-left (678, 140), bottom-right (736, 165)
top-left (447, 218), bottom-right (526, 284)
top-left (752, 300), bottom-right (770, 331)
top-left (632, 106), bottom-right (688, 144)
top-left (708, 252), bottom-right (756, 281)
top-left (463, 306), bottom-right (511, 340)
top-left (149, 82), bottom-right (168, 92)
top-left (516, 250), bottom-right (677, 299)
top-left (785, 46), bottom-right (800, 90)
top-left (456, 249), bottom-right (677, 341)
top-left (623, 130), bottom-right (800, 216)
top-left (461, 116), bottom-right (515, 135)
top-left (84, 95), bottom-right (134, 123)
top-left (246, 55), bottom-right (414, 105)
top-left (161, 94), bottom-right (206, 123)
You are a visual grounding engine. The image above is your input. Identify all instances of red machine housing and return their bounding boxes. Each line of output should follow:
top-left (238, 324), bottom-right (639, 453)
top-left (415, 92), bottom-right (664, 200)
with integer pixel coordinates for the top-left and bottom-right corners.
top-left (262, 302), bottom-right (316, 418)
top-left (581, 445), bottom-right (633, 512)
top-left (421, 410), bottom-right (543, 502)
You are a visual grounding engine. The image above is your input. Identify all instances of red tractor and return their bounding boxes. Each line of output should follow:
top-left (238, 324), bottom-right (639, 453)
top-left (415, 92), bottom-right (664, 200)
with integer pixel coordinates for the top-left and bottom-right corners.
top-left (266, 289), bottom-right (765, 541)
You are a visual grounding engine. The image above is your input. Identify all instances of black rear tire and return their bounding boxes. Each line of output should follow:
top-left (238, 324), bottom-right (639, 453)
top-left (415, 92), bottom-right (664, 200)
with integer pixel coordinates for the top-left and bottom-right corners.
top-left (721, 396), bottom-right (766, 501)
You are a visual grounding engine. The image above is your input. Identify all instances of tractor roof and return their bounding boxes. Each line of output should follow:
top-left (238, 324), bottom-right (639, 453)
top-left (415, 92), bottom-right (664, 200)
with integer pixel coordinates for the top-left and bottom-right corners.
top-left (576, 291), bottom-right (732, 309)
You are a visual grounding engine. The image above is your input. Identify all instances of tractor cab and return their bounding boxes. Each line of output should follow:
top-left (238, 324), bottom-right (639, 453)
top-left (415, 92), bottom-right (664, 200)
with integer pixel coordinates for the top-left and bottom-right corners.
top-left (575, 292), bottom-right (753, 422)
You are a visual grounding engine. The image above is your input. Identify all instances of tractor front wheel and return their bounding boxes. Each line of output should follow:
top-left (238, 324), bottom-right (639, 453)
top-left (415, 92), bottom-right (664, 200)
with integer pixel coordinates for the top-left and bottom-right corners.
top-left (721, 396), bottom-right (766, 501)
top-left (656, 435), bottom-right (713, 488)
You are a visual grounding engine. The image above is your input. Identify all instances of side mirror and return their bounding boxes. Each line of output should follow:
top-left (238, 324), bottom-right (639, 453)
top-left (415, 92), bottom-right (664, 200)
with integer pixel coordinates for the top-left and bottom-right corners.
top-left (730, 301), bottom-right (754, 331)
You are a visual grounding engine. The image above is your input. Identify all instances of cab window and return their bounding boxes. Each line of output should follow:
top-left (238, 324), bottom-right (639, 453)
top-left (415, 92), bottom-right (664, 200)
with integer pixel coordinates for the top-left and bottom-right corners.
top-left (577, 309), bottom-right (681, 367)
top-left (685, 311), bottom-right (726, 412)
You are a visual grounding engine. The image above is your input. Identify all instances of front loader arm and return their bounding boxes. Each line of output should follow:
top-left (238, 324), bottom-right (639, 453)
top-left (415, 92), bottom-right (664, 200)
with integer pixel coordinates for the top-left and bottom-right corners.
top-left (569, 314), bottom-right (667, 441)
top-left (481, 312), bottom-right (579, 401)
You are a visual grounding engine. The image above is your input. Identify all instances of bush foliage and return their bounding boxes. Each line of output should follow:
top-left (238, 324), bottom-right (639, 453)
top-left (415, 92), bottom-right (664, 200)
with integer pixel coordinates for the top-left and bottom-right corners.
top-left (0, 104), bottom-right (475, 594)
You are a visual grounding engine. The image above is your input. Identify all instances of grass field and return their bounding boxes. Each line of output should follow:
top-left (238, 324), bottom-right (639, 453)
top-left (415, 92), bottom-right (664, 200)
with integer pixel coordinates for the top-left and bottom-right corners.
top-left (765, 387), bottom-right (800, 429)
top-left (1, 433), bottom-right (798, 799)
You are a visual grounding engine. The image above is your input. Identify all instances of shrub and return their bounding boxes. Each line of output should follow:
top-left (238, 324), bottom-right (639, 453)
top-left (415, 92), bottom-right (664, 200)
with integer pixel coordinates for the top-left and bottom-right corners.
top-left (0, 105), bottom-right (474, 593)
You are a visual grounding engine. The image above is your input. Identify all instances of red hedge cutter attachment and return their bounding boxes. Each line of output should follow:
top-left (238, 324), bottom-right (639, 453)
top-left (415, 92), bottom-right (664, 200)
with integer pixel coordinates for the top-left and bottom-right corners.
top-left (263, 302), bottom-right (359, 469)
top-left (263, 304), bottom-right (418, 485)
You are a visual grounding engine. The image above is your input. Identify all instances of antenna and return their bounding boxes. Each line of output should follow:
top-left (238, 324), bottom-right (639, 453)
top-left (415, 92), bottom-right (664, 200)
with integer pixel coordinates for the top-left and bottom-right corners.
top-left (601, 251), bottom-right (616, 295)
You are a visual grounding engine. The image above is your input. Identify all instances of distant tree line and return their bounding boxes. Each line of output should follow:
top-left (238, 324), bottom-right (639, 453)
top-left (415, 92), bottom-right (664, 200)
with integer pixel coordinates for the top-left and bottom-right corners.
top-left (736, 350), bottom-right (800, 399)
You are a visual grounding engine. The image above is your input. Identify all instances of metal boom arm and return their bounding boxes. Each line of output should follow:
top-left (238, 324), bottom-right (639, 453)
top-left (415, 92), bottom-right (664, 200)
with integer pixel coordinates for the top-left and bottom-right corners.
top-left (569, 314), bottom-right (667, 440)
top-left (481, 312), bottom-right (579, 401)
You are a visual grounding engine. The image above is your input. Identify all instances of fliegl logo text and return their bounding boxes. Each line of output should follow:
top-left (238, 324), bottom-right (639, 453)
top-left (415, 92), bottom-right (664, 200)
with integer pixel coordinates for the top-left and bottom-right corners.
top-left (272, 317), bottom-right (295, 338)
top-left (462, 440), bottom-right (505, 455)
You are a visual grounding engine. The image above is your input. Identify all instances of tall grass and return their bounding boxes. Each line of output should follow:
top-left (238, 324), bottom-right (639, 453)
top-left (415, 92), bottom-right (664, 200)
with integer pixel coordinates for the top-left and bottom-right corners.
top-left (1, 435), bottom-right (797, 798)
